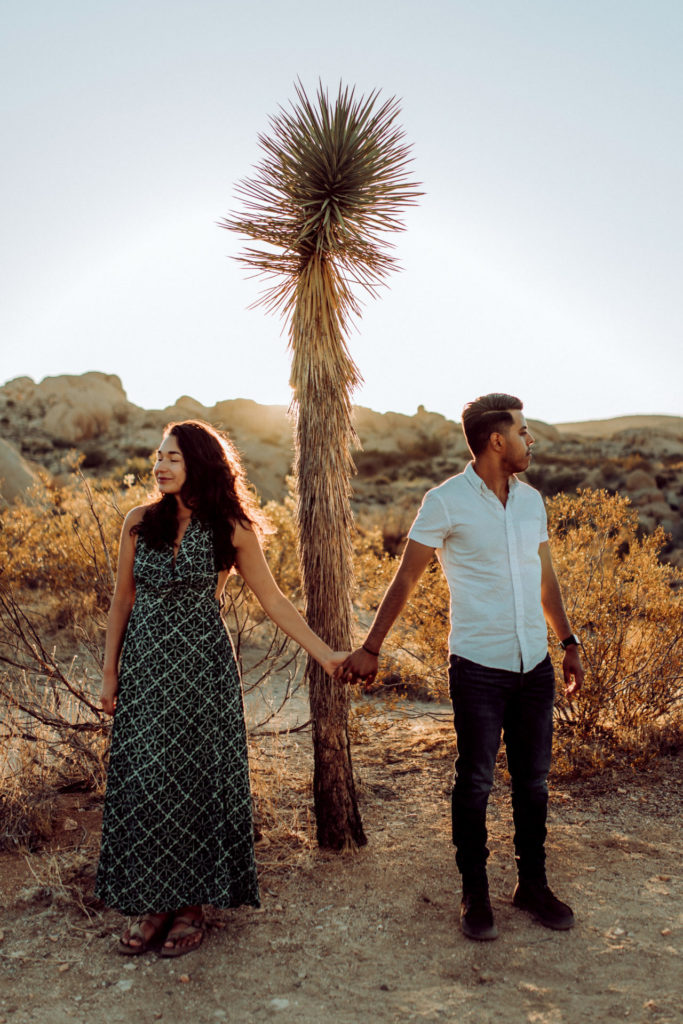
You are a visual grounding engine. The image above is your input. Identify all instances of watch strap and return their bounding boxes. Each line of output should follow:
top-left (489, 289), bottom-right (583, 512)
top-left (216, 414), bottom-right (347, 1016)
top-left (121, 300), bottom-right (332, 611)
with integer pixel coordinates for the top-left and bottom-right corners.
top-left (559, 634), bottom-right (579, 650)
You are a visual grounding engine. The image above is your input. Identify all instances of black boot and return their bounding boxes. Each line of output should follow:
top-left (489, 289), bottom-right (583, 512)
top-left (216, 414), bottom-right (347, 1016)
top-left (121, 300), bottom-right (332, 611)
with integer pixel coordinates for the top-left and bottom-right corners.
top-left (460, 875), bottom-right (498, 941)
top-left (512, 878), bottom-right (575, 930)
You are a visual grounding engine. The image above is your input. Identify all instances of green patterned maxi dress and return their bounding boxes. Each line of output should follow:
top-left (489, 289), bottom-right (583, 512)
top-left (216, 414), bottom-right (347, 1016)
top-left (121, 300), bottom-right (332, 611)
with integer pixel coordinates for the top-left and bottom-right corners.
top-left (95, 518), bottom-right (260, 914)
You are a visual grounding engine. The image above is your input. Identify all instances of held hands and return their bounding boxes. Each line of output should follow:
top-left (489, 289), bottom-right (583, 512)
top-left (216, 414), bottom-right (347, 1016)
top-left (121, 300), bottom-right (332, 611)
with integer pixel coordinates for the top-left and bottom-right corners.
top-left (322, 652), bottom-right (353, 678)
top-left (101, 668), bottom-right (119, 716)
top-left (562, 645), bottom-right (584, 697)
top-left (340, 647), bottom-right (378, 684)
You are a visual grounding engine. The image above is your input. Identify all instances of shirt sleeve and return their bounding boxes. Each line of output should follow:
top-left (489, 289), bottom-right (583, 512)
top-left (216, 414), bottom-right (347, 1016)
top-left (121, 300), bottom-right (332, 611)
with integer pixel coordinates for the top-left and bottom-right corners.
top-left (539, 495), bottom-right (549, 543)
top-left (408, 488), bottom-right (451, 549)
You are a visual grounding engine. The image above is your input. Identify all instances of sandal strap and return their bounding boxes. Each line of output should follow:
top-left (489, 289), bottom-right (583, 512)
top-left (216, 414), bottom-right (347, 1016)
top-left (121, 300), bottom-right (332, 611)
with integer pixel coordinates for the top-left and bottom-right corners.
top-left (164, 917), bottom-right (205, 945)
top-left (126, 913), bottom-right (169, 941)
top-left (172, 915), bottom-right (204, 930)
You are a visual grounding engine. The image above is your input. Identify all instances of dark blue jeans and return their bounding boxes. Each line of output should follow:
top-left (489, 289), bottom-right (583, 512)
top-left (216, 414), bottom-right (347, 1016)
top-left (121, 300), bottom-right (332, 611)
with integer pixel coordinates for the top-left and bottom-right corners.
top-left (448, 653), bottom-right (555, 887)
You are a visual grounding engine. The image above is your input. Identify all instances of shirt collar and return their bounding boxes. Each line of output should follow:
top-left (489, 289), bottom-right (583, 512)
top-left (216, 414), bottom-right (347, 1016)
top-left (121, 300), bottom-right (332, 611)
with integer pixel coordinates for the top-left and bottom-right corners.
top-left (464, 461), bottom-right (519, 498)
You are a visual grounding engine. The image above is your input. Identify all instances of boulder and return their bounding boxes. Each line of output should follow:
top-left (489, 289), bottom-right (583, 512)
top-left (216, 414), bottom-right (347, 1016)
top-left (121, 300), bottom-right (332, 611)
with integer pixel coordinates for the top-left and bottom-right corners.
top-left (0, 437), bottom-right (43, 503)
top-left (354, 405), bottom-right (465, 457)
top-left (160, 395), bottom-right (210, 424)
top-left (211, 399), bottom-right (290, 446)
top-left (0, 376), bottom-right (38, 404)
top-left (240, 440), bottom-right (293, 502)
top-left (528, 419), bottom-right (561, 442)
top-left (37, 372), bottom-right (132, 443)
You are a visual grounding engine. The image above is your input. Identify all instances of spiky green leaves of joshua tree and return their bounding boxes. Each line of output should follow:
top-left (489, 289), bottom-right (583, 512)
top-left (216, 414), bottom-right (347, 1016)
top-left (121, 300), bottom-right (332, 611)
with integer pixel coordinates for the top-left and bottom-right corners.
top-left (222, 80), bottom-right (420, 849)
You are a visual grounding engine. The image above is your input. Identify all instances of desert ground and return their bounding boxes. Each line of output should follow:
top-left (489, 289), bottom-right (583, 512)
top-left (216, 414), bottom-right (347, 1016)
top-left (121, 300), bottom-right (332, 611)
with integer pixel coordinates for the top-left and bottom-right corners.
top-left (1, 707), bottom-right (681, 1024)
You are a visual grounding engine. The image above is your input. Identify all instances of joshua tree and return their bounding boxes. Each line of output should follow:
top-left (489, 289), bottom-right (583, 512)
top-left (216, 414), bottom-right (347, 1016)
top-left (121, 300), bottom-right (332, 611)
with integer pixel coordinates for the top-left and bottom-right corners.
top-left (222, 81), bottom-right (419, 849)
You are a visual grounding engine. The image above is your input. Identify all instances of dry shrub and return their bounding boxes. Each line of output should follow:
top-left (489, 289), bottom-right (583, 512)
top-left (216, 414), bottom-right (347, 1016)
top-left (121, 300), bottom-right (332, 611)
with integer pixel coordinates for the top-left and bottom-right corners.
top-left (355, 501), bottom-right (419, 555)
top-left (223, 576), bottom-right (306, 732)
top-left (19, 850), bottom-right (100, 918)
top-left (262, 489), bottom-right (302, 600)
top-left (0, 669), bottom-right (107, 853)
top-left (248, 734), bottom-right (315, 875)
top-left (547, 489), bottom-right (683, 749)
top-left (0, 572), bottom-right (111, 851)
top-left (0, 468), bottom-right (150, 633)
top-left (0, 746), bottom-right (56, 852)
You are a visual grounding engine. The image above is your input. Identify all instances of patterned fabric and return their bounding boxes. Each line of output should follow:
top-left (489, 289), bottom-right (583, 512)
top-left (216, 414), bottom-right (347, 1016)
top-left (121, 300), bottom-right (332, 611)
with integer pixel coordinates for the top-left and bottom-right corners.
top-left (95, 518), bottom-right (260, 914)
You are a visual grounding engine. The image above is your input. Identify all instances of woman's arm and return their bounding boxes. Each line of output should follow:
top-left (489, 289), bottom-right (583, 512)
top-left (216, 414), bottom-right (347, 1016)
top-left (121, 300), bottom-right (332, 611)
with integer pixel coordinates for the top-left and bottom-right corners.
top-left (100, 506), bottom-right (145, 715)
top-left (232, 522), bottom-right (348, 677)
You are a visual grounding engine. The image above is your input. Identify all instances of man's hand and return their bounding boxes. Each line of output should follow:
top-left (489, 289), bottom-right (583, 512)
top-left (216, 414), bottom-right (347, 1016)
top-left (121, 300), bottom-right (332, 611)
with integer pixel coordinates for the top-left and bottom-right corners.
top-left (562, 645), bottom-right (584, 696)
top-left (340, 647), bottom-right (378, 684)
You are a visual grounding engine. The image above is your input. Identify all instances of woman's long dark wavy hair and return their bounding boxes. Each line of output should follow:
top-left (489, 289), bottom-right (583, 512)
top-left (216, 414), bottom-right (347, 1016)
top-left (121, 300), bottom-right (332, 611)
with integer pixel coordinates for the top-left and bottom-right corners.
top-left (132, 420), bottom-right (269, 571)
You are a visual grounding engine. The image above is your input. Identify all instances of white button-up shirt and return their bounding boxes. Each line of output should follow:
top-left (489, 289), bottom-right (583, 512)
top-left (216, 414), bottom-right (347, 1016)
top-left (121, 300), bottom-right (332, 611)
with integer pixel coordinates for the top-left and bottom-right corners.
top-left (408, 462), bottom-right (549, 672)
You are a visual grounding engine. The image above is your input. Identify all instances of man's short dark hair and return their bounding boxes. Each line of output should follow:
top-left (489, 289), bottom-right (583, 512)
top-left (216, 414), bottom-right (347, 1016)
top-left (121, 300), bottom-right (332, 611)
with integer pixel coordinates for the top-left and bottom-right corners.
top-left (461, 393), bottom-right (523, 457)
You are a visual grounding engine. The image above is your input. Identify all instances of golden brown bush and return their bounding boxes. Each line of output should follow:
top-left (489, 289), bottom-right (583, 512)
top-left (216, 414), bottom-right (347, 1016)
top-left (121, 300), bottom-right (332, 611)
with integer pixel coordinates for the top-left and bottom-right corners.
top-left (0, 470), bottom-right (150, 628)
top-left (547, 489), bottom-right (682, 738)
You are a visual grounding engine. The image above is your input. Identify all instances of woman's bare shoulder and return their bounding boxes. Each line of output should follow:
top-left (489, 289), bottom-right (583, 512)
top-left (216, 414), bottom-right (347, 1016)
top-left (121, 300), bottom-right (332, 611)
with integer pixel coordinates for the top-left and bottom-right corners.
top-left (231, 519), bottom-right (257, 546)
top-left (123, 504), bottom-right (152, 528)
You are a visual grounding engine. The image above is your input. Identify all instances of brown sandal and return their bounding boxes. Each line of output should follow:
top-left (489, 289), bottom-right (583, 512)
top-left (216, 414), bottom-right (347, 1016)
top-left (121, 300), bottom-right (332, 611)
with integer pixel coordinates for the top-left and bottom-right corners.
top-left (160, 913), bottom-right (205, 958)
top-left (118, 912), bottom-right (171, 955)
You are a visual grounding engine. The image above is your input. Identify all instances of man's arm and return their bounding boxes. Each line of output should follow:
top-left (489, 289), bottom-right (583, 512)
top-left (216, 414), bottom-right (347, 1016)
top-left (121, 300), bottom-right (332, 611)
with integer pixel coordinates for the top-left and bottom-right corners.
top-left (342, 539), bottom-right (436, 681)
top-left (539, 541), bottom-right (584, 695)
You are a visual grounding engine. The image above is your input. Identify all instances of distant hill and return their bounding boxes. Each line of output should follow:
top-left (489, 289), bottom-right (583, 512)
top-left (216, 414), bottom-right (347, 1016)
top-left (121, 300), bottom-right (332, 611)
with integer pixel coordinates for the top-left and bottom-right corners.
top-left (555, 415), bottom-right (683, 438)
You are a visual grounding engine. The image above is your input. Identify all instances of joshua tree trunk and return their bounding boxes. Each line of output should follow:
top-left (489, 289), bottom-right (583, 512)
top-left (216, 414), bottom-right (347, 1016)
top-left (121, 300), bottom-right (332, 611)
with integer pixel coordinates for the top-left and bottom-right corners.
top-left (291, 269), bottom-right (366, 849)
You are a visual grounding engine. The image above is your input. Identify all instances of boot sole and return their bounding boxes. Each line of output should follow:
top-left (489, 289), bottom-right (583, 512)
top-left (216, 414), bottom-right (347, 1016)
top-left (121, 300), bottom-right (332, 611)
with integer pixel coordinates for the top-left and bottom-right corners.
top-left (461, 919), bottom-right (499, 941)
top-left (512, 897), bottom-right (575, 930)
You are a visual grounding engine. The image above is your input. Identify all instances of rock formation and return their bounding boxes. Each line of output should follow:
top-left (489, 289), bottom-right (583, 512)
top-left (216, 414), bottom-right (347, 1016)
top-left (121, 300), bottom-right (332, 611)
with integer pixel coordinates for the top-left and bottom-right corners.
top-left (1, 373), bottom-right (681, 565)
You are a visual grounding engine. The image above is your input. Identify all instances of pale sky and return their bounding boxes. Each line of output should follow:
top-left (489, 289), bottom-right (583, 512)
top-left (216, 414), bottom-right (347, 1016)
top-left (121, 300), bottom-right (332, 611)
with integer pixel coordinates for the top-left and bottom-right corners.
top-left (2, 0), bottom-right (681, 425)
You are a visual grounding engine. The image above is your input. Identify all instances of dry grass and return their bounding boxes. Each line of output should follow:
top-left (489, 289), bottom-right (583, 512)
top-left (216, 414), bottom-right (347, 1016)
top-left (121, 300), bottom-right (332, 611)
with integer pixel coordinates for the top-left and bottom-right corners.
top-left (17, 850), bottom-right (101, 920)
top-left (249, 734), bottom-right (317, 878)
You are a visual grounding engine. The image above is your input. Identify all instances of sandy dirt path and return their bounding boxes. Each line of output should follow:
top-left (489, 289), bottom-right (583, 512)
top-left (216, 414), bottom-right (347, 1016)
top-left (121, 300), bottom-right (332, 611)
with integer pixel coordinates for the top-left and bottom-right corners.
top-left (0, 715), bottom-right (681, 1024)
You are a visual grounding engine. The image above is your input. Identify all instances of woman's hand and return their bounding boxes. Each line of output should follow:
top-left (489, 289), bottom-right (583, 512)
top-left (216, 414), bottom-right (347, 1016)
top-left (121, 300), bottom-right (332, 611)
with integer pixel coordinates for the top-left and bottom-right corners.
top-left (321, 652), bottom-right (351, 678)
top-left (101, 668), bottom-right (119, 716)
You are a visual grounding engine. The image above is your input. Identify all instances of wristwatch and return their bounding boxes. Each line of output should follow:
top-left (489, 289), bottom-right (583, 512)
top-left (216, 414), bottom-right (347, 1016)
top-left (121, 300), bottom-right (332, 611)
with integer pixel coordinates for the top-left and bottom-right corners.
top-left (559, 634), bottom-right (580, 650)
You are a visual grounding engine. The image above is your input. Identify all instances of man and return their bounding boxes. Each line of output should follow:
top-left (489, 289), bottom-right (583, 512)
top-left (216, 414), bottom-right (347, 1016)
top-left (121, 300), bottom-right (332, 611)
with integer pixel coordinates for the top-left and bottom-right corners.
top-left (343, 393), bottom-right (584, 941)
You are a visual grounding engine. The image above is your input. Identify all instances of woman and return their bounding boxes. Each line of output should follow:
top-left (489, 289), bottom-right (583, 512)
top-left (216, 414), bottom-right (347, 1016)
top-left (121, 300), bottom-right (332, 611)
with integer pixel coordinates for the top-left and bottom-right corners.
top-left (95, 420), bottom-right (347, 957)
